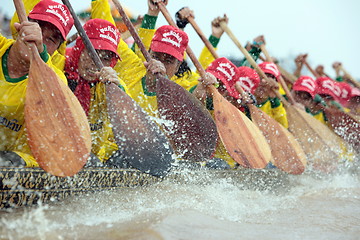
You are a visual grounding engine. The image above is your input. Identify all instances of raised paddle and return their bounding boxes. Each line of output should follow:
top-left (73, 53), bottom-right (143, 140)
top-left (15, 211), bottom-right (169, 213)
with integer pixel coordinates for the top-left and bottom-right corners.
top-left (303, 59), bottom-right (360, 152)
top-left (158, 2), bottom-right (272, 169)
top-left (13, 0), bottom-right (91, 177)
top-left (111, 0), bottom-right (218, 162)
top-left (187, 16), bottom-right (306, 174)
top-left (220, 23), bottom-right (342, 172)
top-left (339, 66), bottom-right (360, 89)
top-left (62, 0), bottom-right (174, 177)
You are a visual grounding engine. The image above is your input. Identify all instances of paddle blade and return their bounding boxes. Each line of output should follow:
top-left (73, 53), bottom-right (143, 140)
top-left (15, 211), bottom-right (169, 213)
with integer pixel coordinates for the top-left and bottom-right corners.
top-left (211, 88), bottom-right (271, 168)
top-left (156, 76), bottom-right (218, 162)
top-left (249, 105), bottom-right (306, 175)
top-left (284, 105), bottom-right (341, 172)
top-left (25, 57), bottom-right (91, 177)
top-left (106, 84), bottom-right (174, 177)
top-left (325, 108), bottom-right (360, 153)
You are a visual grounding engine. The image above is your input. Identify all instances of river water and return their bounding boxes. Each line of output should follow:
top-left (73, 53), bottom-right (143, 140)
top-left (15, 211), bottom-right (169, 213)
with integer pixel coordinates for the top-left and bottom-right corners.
top-left (1, 162), bottom-right (359, 240)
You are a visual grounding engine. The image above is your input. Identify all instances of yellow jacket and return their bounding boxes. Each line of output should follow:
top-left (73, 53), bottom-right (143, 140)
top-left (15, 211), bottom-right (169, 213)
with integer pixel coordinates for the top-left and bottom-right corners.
top-left (0, 36), bottom-right (67, 167)
top-left (258, 98), bottom-right (289, 129)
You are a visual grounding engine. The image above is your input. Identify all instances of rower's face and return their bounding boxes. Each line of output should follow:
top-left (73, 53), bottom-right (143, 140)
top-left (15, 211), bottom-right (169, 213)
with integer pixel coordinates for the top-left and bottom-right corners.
top-left (150, 51), bottom-right (181, 78)
top-left (319, 94), bottom-right (334, 106)
top-left (78, 49), bottom-right (115, 81)
top-left (217, 83), bottom-right (236, 102)
top-left (294, 91), bottom-right (314, 108)
top-left (348, 96), bottom-right (360, 112)
top-left (36, 20), bottom-right (63, 55)
top-left (254, 74), bottom-right (275, 98)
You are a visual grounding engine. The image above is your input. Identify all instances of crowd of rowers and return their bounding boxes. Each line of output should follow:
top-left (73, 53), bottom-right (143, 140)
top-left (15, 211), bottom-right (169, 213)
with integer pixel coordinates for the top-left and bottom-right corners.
top-left (0, 0), bottom-right (359, 171)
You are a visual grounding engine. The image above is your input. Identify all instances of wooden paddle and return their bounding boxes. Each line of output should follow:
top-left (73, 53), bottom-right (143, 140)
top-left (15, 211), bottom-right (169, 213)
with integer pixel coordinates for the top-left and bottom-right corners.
top-left (158, 2), bottom-right (272, 169)
top-left (303, 59), bottom-right (360, 152)
top-left (13, 0), bottom-right (91, 177)
top-left (187, 16), bottom-right (306, 174)
top-left (111, 0), bottom-right (218, 162)
top-left (62, 0), bottom-right (174, 177)
top-left (339, 66), bottom-right (360, 89)
top-left (220, 22), bottom-right (342, 172)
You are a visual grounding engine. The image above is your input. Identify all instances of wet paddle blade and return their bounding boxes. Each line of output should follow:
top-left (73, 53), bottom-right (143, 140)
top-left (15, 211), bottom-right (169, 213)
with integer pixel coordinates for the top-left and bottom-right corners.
top-left (284, 105), bottom-right (342, 172)
top-left (25, 56), bottom-right (91, 177)
top-left (325, 108), bottom-right (360, 153)
top-left (156, 77), bottom-right (218, 162)
top-left (211, 87), bottom-right (271, 168)
top-left (106, 84), bottom-right (174, 177)
top-left (248, 105), bottom-right (306, 175)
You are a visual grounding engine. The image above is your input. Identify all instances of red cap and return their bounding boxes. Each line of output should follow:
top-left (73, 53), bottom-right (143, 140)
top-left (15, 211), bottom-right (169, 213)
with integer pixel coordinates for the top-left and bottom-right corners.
top-left (29, 0), bottom-right (74, 40)
top-left (83, 19), bottom-right (121, 59)
top-left (150, 25), bottom-right (188, 61)
top-left (293, 76), bottom-right (317, 98)
top-left (258, 62), bottom-right (281, 80)
top-left (206, 58), bottom-right (240, 99)
top-left (351, 87), bottom-right (360, 98)
top-left (237, 66), bottom-right (260, 94)
top-left (337, 82), bottom-right (353, 105)
top-left (316, 77), bottom-right (340, 100)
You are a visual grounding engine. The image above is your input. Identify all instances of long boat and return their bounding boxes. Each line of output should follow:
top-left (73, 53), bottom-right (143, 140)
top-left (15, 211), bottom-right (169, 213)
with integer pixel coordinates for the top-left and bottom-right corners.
top-left (0, 166), bottom-right (289, 210)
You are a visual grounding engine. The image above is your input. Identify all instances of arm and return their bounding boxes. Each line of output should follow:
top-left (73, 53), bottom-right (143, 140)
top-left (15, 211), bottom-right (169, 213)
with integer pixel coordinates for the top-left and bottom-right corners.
top-left (332, 62), bottom-right (344, 82)
top-left (133, 0), bottom-right (169, 61)
top-left (270, 98), bottom-right (289, 129)
top-left (293, 54), bottom-right (306, 78)
top-left (239, 35), bottom-right (264, 67)
top-left (198, 15), bottom-right (228, 69)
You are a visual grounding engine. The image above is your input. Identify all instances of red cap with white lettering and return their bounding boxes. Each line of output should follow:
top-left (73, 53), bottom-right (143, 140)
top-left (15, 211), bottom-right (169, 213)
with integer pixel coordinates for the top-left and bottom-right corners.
top-left (316, 77), bottom-right (340, 100)
top-left (237, 66), bottom-right (260, 94)
top-left (29, 0), bottom-right (74, 40)
top-left (206, 57), bottom-right (240, 99)
top-left (150, 25), bottom-right (189, 61)
top-left (293, 76), bottom-right (317, 98)
top-left (83, 19), bottom-right (121, 58)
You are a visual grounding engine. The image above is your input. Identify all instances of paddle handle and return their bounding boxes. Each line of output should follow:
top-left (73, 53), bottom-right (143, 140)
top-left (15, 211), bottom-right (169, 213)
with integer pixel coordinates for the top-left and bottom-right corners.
top-left (188, 17), bottom-right (220, 59)
top-left (158, 2), bottom-right (207, 78)
top-left (112, 0), bottom-right (152, 62)
top-left (219, 22), bottom-right (268, 80)
top-left (260, 44), bottom-right (296, 104)
top-left (13, 0), bottom-right (44, 57)
top-left (260, 45), bottom-right (272, 62)
top-left (187, 15), bottom-right (256, 101)
top-left (62, 0), bottom-right (104, 69)
top-left (219, 22), bottom-right (291, 104)
top-left (339, 66), bottom-right (360, 88)
top-left (13, 0), bottom-right (28, 23)
top-left (303, 60), bottom-right (320, 78)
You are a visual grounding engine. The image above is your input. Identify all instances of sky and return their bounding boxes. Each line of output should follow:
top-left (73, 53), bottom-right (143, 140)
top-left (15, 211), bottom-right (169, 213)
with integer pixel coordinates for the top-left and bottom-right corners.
top-left (1, 0), bottom-right (360, 81)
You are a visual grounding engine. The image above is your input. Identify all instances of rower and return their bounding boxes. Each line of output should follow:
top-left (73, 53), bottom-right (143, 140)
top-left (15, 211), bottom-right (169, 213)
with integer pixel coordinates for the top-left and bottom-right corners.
top-left (0, 0), bottom-right (74, 167)
top-left (255, 62), bottom-right (289, 129)
top-left (292, 76), bottom-right (328, 124)
top-left (64, 18), bottom-right (131, 167)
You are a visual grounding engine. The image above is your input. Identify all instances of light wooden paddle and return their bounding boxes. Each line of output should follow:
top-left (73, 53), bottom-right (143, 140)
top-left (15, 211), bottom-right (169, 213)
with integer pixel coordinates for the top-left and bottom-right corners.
top-left (62, 0), bottom-right (174, 177)
top-left (188, 16), bottom-right (306, 174)
top-left (111, 0), bottom-right (218, 162)
top-left (13, 0), bottom-right (91, 177)
top-left (158, 3), bottom-right (272, 169)
top-left (303, 59), bottom-right (360, 152)
top-left (339, 66), bottom-right (360, 89)
top-left (220, 22), bottom-right (342, 172)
